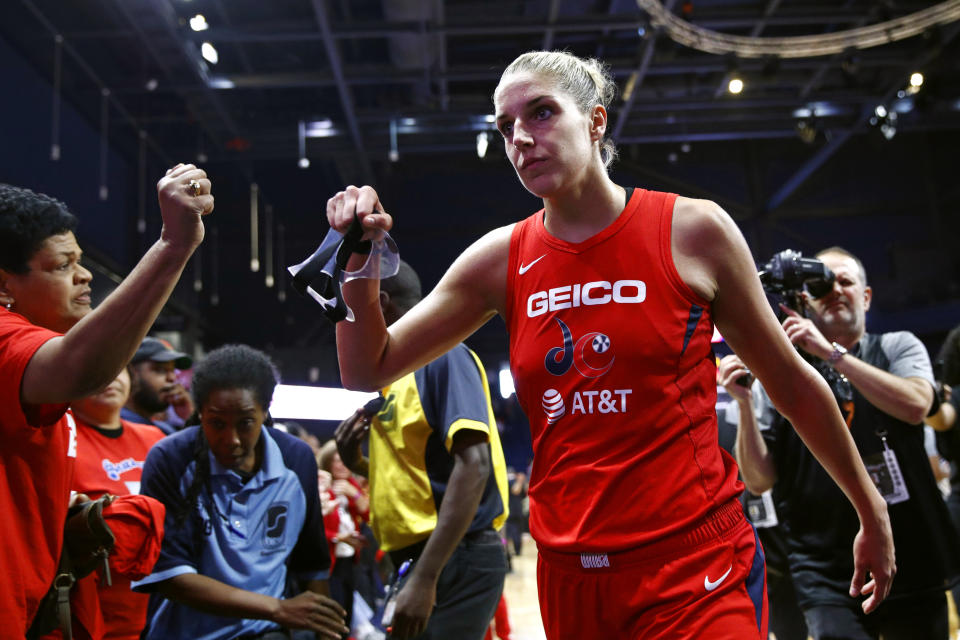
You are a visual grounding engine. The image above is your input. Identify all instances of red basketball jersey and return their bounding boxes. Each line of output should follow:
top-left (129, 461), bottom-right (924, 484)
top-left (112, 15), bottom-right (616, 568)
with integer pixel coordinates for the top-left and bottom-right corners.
top-left (505, 188), bottom-right (742, 552)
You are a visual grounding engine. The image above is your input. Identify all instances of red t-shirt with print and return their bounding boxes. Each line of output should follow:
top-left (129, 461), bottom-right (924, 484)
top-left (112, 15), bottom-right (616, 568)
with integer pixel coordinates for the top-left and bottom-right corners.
top-left (70, 418), bottom-right (164, 640)
top-left (0, 309), bottom-right (77, 637)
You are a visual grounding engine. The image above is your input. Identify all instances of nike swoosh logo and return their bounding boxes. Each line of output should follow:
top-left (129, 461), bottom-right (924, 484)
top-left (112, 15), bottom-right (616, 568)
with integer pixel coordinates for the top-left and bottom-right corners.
top-left (518, 254), bottom-right (546, 275)
top-left (704, 564), bottom-right (733, 592)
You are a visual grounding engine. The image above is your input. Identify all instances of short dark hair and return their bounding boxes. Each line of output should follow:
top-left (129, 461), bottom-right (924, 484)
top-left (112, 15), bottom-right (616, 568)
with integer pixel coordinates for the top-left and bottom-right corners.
top-left (191, 344), bottom-right (280, 411)
top-left (816, 246), bottom-right (868, 286)
top-left (380, 259), bottom-right (422, 316)
top-left (938, 325), bottom-right (960, 387)
top-left (0, 183), bottom-right (78, 273)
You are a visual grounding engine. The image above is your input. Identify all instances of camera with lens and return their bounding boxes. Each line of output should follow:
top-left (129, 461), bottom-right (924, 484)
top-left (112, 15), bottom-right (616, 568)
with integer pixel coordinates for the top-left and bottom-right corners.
top-left (756, 249), bottom-right (852, 407)
top-left (758, 249), bottom-right (835, 313)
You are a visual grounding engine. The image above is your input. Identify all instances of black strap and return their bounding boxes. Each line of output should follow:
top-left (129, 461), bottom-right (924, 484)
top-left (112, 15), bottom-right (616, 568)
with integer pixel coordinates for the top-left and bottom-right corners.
top-left (290, 215), bottom-right (372, 323)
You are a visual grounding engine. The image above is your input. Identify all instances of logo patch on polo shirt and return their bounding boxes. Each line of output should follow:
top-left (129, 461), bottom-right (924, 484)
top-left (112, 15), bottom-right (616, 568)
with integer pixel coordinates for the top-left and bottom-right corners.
top-left (263, 502), bottom-right (289, 550)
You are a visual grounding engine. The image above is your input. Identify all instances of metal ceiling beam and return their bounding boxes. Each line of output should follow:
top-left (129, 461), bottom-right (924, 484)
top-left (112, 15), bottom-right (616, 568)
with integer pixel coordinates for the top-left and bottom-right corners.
top-left (211, 0), bottom-right (255, 74)
top-left (18, 0), bottom-right (173, 165)
top-left (108, 0), bottom-right (239, 146)
top-left (612, 0), bottom-right (677, 141)
top-left (593, 0), bottom-right (624, 59)
top-left (309, 0), bottom-right (373, 183)
top-left (435, 0), bottom-right (448, 111)
top-left (184, 11), bottom-right (875, 44)
top-left (799, 1), bottom-right (870, 99)
top-left (187, 51), bottom-right (908, 91)
top-left (543, 0), bottom-right (561, 50)
top-left (713, 0), bottom-right (782, 98)
top-left (163, 119), bottom-right (960, 164)
top-left (767, 23), bottom-right (960, 211)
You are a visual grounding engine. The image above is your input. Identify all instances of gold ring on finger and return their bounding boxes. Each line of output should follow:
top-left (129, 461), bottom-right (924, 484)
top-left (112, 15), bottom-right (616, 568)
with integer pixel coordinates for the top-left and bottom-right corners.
top-left (187, 179), bottom-right (202, 197)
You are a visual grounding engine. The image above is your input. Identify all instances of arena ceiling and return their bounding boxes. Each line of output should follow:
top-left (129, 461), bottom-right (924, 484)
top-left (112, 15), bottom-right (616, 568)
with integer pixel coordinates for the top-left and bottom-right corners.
top-left (1, 0), bottom-right (959, 382)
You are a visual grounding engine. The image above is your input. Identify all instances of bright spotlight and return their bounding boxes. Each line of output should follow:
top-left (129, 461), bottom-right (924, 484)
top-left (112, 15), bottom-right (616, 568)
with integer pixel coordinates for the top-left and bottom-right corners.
top-left (189, 14), bottom-right (209, 31)
top-left (201, 42), bottom-right (218, 64)
top-left (498, 366), bottom-right (515, 399)
top-left (874, 104), bottom-right (888, 118)
top-left (727, 77), bottom-right (744, 94)
top-left (910, 72), bottom-right (924, 88)
top-left (476, 131), bottom-right (490, 159)
top-left (298, 157), bottom-right (310, 169)
top-left (271, 385), bottom-right (378, 421)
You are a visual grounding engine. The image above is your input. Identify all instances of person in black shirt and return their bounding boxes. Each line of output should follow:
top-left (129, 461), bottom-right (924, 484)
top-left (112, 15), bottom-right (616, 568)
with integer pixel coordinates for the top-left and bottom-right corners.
top-left (723, 247), bottom-right (958, 640)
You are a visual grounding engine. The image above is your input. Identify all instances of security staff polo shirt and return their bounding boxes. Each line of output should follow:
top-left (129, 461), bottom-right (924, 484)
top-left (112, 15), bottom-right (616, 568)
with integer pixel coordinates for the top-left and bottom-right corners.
top-left (133, 426), bottom-right (330, 640)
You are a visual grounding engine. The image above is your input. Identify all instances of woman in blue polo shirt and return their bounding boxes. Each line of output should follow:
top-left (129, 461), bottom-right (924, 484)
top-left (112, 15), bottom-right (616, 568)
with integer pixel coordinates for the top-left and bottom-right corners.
top-left (133, 344), bottom-right (348, 640)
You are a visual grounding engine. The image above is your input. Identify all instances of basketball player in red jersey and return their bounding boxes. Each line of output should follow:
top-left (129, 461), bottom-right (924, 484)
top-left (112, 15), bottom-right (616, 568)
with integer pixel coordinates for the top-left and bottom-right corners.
top-left (324, 51), bottom-right (895, 639)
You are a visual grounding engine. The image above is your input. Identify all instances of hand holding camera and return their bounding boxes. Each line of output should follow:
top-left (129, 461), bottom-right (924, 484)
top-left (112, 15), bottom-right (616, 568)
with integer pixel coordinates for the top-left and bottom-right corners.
top-left (719, 354), bottom-right (754, 403)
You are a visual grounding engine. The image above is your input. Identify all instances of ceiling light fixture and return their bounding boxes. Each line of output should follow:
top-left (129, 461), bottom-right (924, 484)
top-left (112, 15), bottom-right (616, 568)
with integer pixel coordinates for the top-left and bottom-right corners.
top-left (297, 121), bottom-right (309, 169)
top-left (250, 183), bottom-right (260, 273)
top-left (869, 106), bottom-right (898, 140)
top-left (189, 14), bottom-right (209, 32)
top-left (498, 366), bottom-right (515, 399)
top-left (201, 42), bottom-right (218, 64)
top-left (795, 119), bottom-right (818, 144)
top-left (389, 119), bottom-right (399, 162)
top-left (476, 131), bottom-right (490, 159)
top-left (727, 77), bottom-right (744, 94)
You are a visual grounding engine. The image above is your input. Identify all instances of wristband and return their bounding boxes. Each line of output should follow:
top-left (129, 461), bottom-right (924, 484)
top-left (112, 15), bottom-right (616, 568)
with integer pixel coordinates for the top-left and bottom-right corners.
top-left (828, 341), bottom-right (848, 365)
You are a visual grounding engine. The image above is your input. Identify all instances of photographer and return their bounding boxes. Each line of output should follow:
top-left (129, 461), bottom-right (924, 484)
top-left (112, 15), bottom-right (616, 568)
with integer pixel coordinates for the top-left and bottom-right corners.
top-left (721, 247), bottom-right (959, 639)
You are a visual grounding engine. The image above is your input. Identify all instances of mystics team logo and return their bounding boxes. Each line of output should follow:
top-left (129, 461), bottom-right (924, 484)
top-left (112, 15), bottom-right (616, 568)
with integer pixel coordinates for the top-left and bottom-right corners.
top-left (540, 319), bottom-right (630, 423)
top-left (544, 318), bottom-right (615, 378)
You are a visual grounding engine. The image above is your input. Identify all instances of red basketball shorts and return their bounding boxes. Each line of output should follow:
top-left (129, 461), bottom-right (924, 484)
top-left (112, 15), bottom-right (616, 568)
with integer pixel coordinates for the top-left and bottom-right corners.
top-left (536, 500), bottom-right (768, 639)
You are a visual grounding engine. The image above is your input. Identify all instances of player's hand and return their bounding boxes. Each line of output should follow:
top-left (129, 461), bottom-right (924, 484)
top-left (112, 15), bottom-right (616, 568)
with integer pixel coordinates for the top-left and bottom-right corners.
top-left (156, 163), bottom-right (213, 250)
top-left (388, 574), bottom-right (436, 639)
top-left (718, 354), bottom-right (753, 403)
top-left (850, 499), bottom-right (896, 614)
top-left (780, 304), bottom-right (833, 360)
top-left (273, 591), bottom-right (348, 638)
top-left (326, 185), bottom-right (392, 240)
top-left (334, 409), bottom-right (370, 473)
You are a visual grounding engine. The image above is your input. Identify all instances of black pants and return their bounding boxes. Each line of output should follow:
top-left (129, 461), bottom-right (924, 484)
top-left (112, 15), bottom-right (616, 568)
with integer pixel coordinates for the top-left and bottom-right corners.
top-left (768, 569), bottom-right (808, 640)
top-left (505, 520), bottom-right (524, 556)
top-left (389, 529), bottom-right (508, 640)
top-left (804, 591), bottom-right (949, 640)
top-left (330, 555), bottom-right (356, 638)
